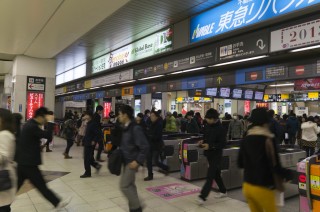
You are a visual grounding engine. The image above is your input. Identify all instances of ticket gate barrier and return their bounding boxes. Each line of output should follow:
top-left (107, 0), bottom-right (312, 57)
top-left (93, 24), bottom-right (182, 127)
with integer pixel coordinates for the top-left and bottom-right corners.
top-left (278, 147), bottom-right (305, 199)
top-left (179, 138), bottom-right (243, 190)
top-left (162, 134), bottom-right (203, 172)
top-left (298, 155), bottom-right (320, 212)
top-left (103, 125), bottom-right (113, 153)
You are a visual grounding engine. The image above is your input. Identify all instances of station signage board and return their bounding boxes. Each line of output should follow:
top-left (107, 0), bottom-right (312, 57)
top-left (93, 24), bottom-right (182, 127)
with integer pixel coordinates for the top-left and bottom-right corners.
top-left (122, 87), bottom-right (134, 96)
top-left (190, 0), bottom-right (320, 43)
top-left (134, 85), bottom-right (147, 95)
top-left (271, 17), bottom-right (320, 52)
top-left (295, 77), bottom-right (320, 90)
top-left (92, 28), bottom-right (173, 74)
top-left (27, 76), bottom-right (46, 92)
top-left (91, 69), bottom-right (133, 87)
top-left (265, 66), bottom-right (288, 80)
top-left (217, 30), bottom-right (269, 62)
top-left (134, 44), bottom-right (215, 79)
top-left (105, 89), bottom-right (121, 97)
top-left (147, 84), bottom-right (164, 93)
top-left (26, 92), bottom-right (45, 120)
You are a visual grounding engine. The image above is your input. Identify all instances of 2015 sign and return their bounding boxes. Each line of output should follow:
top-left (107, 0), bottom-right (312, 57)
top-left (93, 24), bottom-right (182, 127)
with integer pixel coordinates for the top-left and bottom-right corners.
top-left (271, 18), bottom-right (320, 52)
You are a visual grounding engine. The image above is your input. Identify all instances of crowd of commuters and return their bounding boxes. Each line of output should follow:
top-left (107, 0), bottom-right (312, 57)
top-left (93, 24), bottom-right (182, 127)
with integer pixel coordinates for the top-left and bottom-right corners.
top-left (2, 103), bottom-right (320, 212)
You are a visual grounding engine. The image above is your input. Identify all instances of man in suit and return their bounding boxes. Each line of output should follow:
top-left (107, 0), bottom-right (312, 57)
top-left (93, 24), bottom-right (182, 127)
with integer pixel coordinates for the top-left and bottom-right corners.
top-left (93, 105), bottom-right (105, 162)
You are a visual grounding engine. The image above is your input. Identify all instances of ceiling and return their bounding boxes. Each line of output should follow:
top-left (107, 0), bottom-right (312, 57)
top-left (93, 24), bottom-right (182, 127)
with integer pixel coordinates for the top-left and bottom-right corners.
top-left (0, 0), bottom-right (229, 77)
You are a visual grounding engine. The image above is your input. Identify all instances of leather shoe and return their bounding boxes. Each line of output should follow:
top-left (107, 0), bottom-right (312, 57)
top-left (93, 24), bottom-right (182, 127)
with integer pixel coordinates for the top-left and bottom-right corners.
top-left (95, 164), bottom-right (102, 174)
top-left (80, 174), bottom-right (91, 178)
top-left (96, 159), bottom-right (105, 162)
top-left (144, 176), bottom-right (153, 181)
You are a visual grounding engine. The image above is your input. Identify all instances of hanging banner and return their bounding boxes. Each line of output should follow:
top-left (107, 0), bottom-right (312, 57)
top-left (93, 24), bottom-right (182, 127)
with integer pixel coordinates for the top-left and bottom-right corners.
top-left (92, 28), bottom-right (173, 73)
top-left (295, 78), bottom-right (320, 90)
top-left (26, 92), bottom-right (45, 120)
top-left (103, 102), bottom-right (112, 118)
top-left (190, 0), bottom-right (320, 43)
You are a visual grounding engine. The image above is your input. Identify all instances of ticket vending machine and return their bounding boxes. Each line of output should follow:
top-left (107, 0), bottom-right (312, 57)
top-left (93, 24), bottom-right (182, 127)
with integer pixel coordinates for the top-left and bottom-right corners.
top-left (298, 155), bottom-right (320, 212)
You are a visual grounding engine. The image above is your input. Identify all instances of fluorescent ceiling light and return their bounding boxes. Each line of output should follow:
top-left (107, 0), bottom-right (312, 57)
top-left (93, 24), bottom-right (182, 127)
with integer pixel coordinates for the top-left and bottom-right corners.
top-left (269, 83), bottom-right (294, 87)
top-left (102, 84), bottom-right (116, 87)
top-left (138, 75), bottom-right (164, 80)
top-left (169, 67), bottom-right (206, 75)
top-left (290, 45), bottom-right (320, 52)
top-left (118, 80), bottom-right (136, 84)
top-left (89, 87), bottom-right (100, 90)
top-left (209, 55), bottom-right (268, 67)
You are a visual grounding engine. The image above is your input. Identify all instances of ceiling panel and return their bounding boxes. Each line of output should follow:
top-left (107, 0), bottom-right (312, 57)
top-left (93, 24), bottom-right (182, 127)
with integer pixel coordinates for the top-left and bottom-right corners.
top-left (0, 0), bottom-right (63, 55)
top-left (24, 0), bottom-right (130, 58)
top-left (55, 0), bottom-right (230, 73)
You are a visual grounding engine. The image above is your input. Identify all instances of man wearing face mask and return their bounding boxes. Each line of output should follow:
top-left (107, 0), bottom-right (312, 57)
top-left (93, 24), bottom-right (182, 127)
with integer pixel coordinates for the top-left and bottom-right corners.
top-left (227, 113), bottom-right (244, 140)
top-left (197, 109), bottom-right (227, 205)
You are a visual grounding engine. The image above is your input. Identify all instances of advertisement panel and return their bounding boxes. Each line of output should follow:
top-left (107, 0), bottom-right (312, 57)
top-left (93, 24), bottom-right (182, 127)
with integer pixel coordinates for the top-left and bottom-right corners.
top-left (92, 28), bottom-right (173, 73)
top-left (91, 69), bottom-right (133, 87)
top-left (295, 78), bottom-right (320, 90)
top-left (26, 92), bottom-right (45, 120)
top-left (271, 18), bottom-right (320, 52)
top-left (190, 0), bottom-right (320, 43)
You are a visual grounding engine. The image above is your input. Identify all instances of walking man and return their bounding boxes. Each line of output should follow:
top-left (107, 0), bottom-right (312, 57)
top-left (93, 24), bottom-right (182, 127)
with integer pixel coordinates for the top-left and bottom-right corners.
top-left (118, 105), bottom-right (149, 212)
top-left (16, 107), bottom-right (71, 209)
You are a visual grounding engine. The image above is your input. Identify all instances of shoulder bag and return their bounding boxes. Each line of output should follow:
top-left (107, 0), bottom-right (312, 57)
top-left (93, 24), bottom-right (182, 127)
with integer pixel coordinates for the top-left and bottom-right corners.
top-left (0, 155), bottom-right (12, 191)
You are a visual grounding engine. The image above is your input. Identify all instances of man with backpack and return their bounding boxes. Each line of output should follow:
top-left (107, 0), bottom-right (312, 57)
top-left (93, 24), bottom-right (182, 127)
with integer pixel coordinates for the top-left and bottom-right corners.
top-left (118, 105), bottom-right (149, 212)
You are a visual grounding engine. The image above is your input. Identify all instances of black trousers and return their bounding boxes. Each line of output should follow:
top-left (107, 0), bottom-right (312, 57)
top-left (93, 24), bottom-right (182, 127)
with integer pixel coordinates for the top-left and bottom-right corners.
top-left (65, 139), bottom-right (74, 154)
top-left (146, 149), bottom-right (168, 176)
top-left (17, 165), bottom-right (60, 207)
top-left (84, 145), bottom-right (99, 176)
top-left (303, 146), bottom-right (315, 157)
top-left (0, 205), bottom-right (11, 212)
top-left (95, 139), bottom-right (104, 160)
top-left (200, 154), bottom-right (226, 200)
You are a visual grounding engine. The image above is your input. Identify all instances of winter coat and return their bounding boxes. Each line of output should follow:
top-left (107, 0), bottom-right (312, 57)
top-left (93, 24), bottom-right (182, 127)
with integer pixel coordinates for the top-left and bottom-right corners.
top-left (203, 120), bottom-right (226, 158)
top-left (0, 130), bottom-right (16, 207)
top-left (186, 118), bottom-right (200, 134)
top-left (227, 119), bottom-right (244, 139)
top-left (78, 117), bottom-right (88, 136)
top-left (165, 116), bottom-right (178, 132)
top-left (120, 122), bottom-right (149, 165)
top-left (301, 121), bottom-right (320, 142)
top-left (147, 118), bottom-right (164, 150)
top-left (16, 119), bottom-right (53, 165)
top-left (286, 116), bottom-right (299, 135)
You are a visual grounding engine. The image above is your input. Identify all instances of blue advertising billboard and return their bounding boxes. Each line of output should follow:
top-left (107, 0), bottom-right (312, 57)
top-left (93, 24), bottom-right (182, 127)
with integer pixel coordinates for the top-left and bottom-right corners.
top-left (190, 0), bottom-right (320, 43)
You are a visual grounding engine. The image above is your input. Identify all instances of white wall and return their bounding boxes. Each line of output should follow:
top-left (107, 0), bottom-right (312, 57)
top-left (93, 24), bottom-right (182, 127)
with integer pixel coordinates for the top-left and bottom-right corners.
top-left (12, 56), bottom-right (56, 118)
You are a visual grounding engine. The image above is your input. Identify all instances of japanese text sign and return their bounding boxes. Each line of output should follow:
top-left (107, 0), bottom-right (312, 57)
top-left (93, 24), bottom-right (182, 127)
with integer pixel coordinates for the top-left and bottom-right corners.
top-left (27, 76), bottom-right (46, 91)
top-left (190, 0), bottom-right (320, 43)
top-left (26, 92), bottom-right (45, 120)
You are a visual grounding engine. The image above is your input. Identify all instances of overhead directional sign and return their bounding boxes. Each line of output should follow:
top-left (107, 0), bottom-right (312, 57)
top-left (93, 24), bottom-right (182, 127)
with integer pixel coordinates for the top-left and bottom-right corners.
top-left (217, 30), bottom-right (269, 63)
top-left (27, 76), bottom-right (46, 92)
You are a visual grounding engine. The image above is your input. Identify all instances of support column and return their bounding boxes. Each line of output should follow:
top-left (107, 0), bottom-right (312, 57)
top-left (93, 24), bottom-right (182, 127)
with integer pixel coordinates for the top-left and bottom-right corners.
top-left (12, 56), bottom-right (56, 119)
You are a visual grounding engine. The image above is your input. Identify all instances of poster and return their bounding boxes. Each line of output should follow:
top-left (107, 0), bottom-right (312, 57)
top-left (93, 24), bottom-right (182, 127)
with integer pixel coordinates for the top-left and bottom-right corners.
top-left (26, 92), bottom-right (45, 120)
top-left (146, 183), bottom-right (200, 200)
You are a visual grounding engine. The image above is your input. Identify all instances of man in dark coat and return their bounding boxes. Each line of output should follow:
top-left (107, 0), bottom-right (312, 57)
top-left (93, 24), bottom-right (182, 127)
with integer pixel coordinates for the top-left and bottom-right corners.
top-left (197, 108), bottom-right (227, 204)
top-left (93, 105), bottom-right (104, 162)
top-left (16, 107), bottom-right (71, 209)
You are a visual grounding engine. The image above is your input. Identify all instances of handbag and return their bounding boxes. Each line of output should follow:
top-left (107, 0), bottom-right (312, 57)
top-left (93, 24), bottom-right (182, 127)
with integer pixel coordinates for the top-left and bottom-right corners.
top-left (107, 148), bottom-right (123, 176)
top-left (0, 155), bottom-right (12, 191)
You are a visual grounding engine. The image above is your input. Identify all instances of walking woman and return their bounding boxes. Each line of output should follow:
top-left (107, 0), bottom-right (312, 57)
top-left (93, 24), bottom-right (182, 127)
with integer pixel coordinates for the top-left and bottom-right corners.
top-left (0, 109), bottom-right (16, 212)
top-left (301, 116), bottom-right (320, 157)
top-left (238, 108), bottom-right (285, 212)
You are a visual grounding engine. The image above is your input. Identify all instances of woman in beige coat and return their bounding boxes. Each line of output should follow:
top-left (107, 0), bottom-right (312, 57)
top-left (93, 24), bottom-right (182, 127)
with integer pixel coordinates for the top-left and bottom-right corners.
top-left (0, 109), bottom-right (16, 211)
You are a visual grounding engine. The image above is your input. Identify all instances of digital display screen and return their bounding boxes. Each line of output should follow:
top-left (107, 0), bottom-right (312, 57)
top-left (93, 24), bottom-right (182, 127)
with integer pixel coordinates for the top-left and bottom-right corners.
top-left (206, 88), bottom-right (217, 96)
top-left (232, 89), bottom-right (243, 99)
top-left (254, 91), bottom-right (264, 100)
top-left (244, 90), bottom-right (254, 100)
top-left (220, 87), bottom-right (230, 98)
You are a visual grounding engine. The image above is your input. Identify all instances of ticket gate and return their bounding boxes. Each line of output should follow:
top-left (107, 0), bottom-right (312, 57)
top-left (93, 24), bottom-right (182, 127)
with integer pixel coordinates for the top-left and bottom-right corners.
top-left (103, 124), bottom-right (114, 153)
top-left (297, 155), bottom-right (320, 212)
top-left (278, 147), bottom-right (305, 199)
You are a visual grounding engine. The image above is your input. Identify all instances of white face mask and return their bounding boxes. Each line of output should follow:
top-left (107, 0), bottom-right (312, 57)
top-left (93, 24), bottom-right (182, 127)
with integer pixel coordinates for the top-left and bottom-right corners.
top-left (233, 116), bottom-right (238, 119)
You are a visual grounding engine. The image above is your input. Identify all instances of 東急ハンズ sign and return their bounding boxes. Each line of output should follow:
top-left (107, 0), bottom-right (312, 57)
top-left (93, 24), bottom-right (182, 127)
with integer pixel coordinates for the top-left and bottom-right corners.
top-left (27, 76), bottom-right (46, 92)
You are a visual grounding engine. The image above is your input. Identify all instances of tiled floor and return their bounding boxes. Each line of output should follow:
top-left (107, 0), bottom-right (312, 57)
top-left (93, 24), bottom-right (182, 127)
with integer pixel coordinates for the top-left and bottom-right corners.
top-left (10, 136), bottom-right (293, 212)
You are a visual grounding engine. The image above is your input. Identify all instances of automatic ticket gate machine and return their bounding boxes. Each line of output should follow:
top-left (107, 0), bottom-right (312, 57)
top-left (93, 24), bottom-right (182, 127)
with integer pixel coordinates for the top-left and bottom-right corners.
top-left (297, 155), bottom-right (320, 212)
top-left (162, 134), bottom-right (203, 172)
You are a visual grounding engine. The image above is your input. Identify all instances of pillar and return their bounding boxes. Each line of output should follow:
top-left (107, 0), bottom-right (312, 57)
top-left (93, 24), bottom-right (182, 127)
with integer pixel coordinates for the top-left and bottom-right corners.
top-left (12, 56), bottom-right (56, 119)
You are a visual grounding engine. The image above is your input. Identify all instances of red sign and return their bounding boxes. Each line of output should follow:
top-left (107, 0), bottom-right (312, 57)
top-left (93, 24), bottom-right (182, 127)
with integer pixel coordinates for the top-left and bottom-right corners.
top-left (295, 78), bottom-right (320, 91)
top-left (295, 66), bottom-right (305, 76)
top-left (244, 101), bottom-right (251, 115)
top-left (26, 92), bottom-right (45, 120)
top-left (299, 174), bottom-right (306, 183)
top-left (250, 72), bottom-right (258, 81)
top-left (103, 102), bottom-right (111, 118)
